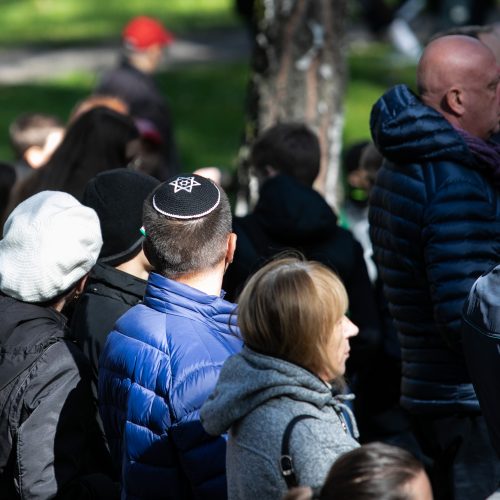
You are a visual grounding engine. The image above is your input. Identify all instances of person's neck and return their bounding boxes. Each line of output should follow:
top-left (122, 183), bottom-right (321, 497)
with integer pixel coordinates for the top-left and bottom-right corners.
top-left (127, 54), bottom-right (156, 74)
top-left (175, 263), bottom-right (225, 297)
top-left (115, 255), bottom-right (150, 281)
top-left (52, 298), bottom-right (66, 313)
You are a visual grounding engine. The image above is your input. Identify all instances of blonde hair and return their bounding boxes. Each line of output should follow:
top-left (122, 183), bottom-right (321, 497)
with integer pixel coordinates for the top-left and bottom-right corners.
top-left (238, 256), bottom-right (348, 379)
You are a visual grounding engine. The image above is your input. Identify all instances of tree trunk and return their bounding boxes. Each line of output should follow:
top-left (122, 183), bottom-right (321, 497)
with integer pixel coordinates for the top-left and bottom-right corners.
top-left (235, 0), bottom-right (348, 214)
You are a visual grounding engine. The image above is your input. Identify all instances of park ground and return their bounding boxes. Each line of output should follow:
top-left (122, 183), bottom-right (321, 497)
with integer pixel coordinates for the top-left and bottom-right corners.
top-left (0, 0), bottom-right (419, 169)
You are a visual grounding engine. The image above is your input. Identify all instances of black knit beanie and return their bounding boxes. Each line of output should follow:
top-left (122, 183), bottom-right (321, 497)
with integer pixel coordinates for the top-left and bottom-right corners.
top-left (83, 169), bottom-right (160, 266)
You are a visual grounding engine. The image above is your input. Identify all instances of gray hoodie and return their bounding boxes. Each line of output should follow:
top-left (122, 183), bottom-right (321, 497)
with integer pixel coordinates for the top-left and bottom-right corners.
top-left (200, 347), bottom-right (359, 500)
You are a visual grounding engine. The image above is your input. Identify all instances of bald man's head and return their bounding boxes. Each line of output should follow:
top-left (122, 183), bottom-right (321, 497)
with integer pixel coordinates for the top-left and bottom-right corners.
top-left (417, 35), bottom-right (500, 139)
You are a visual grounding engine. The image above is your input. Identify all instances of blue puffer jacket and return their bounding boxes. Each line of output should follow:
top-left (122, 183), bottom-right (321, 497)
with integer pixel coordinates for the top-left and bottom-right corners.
top-left (369, 85), bottom-right (500, 414)
top-left (98, 272), bottom-right (243, 499)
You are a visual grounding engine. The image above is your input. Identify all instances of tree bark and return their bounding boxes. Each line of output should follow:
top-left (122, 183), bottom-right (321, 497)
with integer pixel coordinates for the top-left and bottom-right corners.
top-left (236, 0), bottom-right (348, 214)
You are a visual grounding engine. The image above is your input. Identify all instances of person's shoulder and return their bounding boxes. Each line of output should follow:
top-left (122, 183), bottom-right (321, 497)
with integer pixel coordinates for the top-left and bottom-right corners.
top-left (48, 337), bottom-right (91, 371)
top-left (19, 338), bottom-right (91, 405)
top-left (425, 157), bottom-right (497, 198)
top-left (113, 301), bottom-right (164, 337)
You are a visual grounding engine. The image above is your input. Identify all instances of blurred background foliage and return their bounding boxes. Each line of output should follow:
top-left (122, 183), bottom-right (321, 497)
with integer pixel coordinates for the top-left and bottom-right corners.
top-left (0, 0), bottom-right (416, 170)
top-left (0, 0), bottom-right (236, 44)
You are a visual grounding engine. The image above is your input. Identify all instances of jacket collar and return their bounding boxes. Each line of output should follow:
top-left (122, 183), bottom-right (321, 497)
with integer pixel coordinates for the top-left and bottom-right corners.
top-left (144, 272), bottom-right (238, 334)
top-left (90, 262), bottom-right (146, 301)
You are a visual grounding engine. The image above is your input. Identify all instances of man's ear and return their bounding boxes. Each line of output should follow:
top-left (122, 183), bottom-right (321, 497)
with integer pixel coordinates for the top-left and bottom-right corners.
top-left (224, 233), bottom-right (237, 271)
top-left (445, 88), bottom-right (465, 116)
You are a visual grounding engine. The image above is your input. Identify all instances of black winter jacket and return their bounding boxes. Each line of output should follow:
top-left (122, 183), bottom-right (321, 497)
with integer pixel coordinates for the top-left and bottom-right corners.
top-left (70, 263), bottom-right (146, 396)
top-left (95, 59), bottom-right (180, 179)
top-left (369, 85), bottom-right (500, 414)
top-left (0, 295), bottom-right (117, 499)
top-left (223, 174), bottom-right (380, 360)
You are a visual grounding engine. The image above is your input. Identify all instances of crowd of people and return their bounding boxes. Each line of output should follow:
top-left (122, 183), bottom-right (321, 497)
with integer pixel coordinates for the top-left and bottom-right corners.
top-left (0, 10), bottom-right (500, 500)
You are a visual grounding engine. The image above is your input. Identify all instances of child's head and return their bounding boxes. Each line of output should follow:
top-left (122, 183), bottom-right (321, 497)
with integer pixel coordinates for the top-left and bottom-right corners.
top-left (238, 256), bottom-right (358, 381)
top-left (9, 113), bottom-right (64, 168)
top-left (344, 141), bottom-right (383, 206)
top-left (250, 123), bottom-right (321, 186)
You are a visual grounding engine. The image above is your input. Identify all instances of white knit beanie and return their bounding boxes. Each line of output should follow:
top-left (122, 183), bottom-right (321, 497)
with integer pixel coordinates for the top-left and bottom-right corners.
top-left (0, 191), bottom-right (103, 303)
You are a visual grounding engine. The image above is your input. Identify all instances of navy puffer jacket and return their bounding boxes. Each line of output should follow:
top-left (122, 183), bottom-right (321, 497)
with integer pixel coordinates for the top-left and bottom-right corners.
top-left (369, 85), bottom-right (500, 414)
top-left (98, 273), bottom-right (242, 499)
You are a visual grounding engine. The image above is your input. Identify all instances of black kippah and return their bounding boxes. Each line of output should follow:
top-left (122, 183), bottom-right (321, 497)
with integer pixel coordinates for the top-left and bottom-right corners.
top-left (153, 174), bottom-right (221, 219)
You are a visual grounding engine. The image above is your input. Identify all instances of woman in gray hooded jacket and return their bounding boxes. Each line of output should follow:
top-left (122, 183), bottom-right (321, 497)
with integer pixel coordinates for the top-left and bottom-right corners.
top-left (200, 257), bottom-right (359, 499)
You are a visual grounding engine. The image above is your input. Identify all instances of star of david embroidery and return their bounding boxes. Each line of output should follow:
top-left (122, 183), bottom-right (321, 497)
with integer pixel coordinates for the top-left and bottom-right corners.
top-left (169, 176), bottom-right (201, 193)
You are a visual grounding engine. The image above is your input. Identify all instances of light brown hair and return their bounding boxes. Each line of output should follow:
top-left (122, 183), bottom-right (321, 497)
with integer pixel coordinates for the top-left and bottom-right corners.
top-left (238, 256), bottom-right (348, 379)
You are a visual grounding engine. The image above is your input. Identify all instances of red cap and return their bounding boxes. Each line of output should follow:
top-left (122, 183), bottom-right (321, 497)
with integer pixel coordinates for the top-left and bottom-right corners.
top-left (123, 16), bottom-right (174, 50)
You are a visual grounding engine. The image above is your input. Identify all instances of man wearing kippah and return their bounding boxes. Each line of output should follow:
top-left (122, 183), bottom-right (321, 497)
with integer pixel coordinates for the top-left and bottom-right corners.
top-left (99, 174), bottom-right (242, 499)
top-left (94, 15), bottom-right (180, 179)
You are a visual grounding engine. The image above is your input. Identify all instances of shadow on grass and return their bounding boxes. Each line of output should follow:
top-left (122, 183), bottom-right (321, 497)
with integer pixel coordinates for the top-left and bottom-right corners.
top-left (158, 62), bottom-right (249, 170)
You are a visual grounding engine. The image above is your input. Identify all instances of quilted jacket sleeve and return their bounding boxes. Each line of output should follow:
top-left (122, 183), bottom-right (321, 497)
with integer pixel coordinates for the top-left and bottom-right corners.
top-left (16, 341), bottom-right (117, 500)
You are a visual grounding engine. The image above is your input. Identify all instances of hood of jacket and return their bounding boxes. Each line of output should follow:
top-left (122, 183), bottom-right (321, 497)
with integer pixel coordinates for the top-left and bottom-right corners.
top-left (370, 84), bottom-right (476, 167)
top-left (0, 295), bottom-right (67, 390)
top-left (253, 174), bottom-right (340, 243)
top-left (144, 272), bottom-right (238, 336)
top-left (200, 347), bottom-right (334, 436)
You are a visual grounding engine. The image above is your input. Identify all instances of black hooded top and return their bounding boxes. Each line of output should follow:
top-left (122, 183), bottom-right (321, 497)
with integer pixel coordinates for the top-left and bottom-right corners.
top-left (223, 174), bottom-right (380, 360)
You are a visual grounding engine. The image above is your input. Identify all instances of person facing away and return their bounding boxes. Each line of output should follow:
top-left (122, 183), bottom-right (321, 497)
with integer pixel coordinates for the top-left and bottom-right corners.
top-left (369, 35), bottom-right (500, 499)
top-left (71, 169), bottom-right (160, 400)
top-left (0, 191), bottom-right (118, 499)
top-left (222, 123), bottom-right (380, 377)
top-left (98, 174), bottom-right (242, 499)
top-left (201, 257), bottom-right (360, 500)
top-left (8, 112), bottom-right (64, 182)
top-left (0, 162), bottom-right (16, 224)
top-left (94, 15), bottom-right (180, 180)
top-left (284, 442), bottom-right (433, 500)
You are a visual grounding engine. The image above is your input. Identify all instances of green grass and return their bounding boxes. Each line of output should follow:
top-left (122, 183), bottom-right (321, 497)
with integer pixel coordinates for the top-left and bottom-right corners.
top-left (344, 43), bottom-right (416, 147)
top-left (158, 63), bottom-right (249, 170)
top-left (0, 0), bottom-right (236, 46)
top-left (0, 44), bottom-right (415, 172)
top-left (0, 63), bottom-right (249, 170)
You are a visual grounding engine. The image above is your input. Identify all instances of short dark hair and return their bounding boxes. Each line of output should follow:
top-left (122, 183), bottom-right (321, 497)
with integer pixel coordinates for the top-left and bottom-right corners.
top-left (9, 113), bottom-right (63, 158)
top-left (250, 123), bottom-right (320, 186)
top-left (343, 141), bottom-right (369, 175)
top-left (142, 184), bottom-right (232, 279)
top-left (319, 442), bottom-right (425, 500)
top-left (0, 162), bottom-right (16, 219)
